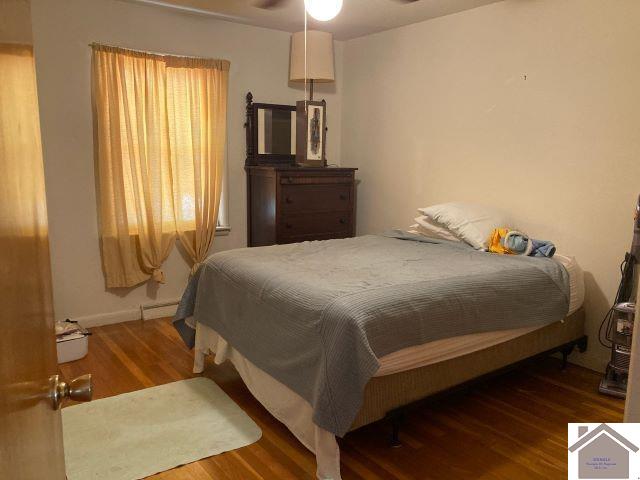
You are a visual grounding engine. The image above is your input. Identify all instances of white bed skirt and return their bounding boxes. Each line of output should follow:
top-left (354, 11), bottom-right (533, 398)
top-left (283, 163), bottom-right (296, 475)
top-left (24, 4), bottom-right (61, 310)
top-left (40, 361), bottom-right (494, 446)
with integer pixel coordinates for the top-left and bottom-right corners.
top-left (193, 322), bottom-right (342, 480)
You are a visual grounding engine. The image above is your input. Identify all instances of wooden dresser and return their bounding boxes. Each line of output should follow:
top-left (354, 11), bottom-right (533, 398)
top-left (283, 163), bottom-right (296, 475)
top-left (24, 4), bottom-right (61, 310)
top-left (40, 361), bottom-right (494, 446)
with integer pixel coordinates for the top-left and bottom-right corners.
top-left (246, 166), bottom-right (357, 247)
top-left (244, 93), bottom-right (357, 247)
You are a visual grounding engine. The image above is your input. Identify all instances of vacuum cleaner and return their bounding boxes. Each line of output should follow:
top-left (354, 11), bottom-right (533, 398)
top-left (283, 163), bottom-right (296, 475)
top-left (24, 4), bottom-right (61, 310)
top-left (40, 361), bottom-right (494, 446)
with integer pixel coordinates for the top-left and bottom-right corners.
top-left (598, 196), bottom-right (640, 398)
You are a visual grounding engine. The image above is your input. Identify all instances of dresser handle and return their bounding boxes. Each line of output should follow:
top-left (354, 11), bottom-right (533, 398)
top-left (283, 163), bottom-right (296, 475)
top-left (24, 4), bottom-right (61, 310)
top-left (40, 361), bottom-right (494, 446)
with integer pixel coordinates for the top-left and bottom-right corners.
top-left (339, 218), bottom-right (347, 225)
top-left (339, 194), bottom-right (347, 200)
top-left (285, 223), bottom-right (293, 229)
top-left (285, 196), bottom-right (293, 203)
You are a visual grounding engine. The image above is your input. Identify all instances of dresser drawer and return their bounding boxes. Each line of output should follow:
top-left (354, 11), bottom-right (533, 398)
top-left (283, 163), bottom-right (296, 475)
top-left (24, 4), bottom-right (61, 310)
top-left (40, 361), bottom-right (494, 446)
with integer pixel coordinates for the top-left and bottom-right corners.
top-left (280, 175), bottom-right (352, 185)
top-left (279, 212), bottom-right (352, 240)
top-left (280, 184), bottom-right (351, 214)
top-left (246, 166), bottom-right (357, 247)
top-left (279, 231), bottom-right (352, 244)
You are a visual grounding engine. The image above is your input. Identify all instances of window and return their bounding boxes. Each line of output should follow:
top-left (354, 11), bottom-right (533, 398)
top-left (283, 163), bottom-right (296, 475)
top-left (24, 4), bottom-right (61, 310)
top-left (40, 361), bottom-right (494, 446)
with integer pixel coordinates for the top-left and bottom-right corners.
top-left (216, 173), bottom-right (230, 234)
top-left (92, 44), bottom-right (229, 287)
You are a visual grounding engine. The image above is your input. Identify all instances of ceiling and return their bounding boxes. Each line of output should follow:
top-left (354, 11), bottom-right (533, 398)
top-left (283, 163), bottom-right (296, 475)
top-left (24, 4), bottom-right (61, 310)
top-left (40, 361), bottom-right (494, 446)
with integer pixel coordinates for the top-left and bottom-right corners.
top-left (129, 0), bottom-right (503, 40)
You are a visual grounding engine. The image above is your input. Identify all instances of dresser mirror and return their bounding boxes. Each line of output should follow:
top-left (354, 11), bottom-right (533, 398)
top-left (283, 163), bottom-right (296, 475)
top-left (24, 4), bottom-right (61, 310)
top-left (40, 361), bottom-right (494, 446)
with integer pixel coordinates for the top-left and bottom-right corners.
top-left (245, 92), bottom-right (296, 165)
top-left (257, 107), bottom-right (296, 155)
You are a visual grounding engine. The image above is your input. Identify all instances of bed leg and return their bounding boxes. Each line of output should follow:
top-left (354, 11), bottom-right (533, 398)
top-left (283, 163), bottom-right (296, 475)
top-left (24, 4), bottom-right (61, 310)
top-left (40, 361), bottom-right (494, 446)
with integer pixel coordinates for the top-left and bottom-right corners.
top-left (560, 336), bottom-right (589, 370)
top-left (577, 335), bottom-right (588, 353)
top-left (388, 408), bottom-right (405, 448)
top-left (561, 343), bottom-right (575, 371)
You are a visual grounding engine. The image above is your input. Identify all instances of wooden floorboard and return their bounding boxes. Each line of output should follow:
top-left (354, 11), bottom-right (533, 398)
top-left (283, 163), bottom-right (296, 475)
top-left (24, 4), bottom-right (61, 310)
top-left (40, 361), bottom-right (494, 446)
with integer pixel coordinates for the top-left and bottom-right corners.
top-left (59, 318), bottom-right (624, 479)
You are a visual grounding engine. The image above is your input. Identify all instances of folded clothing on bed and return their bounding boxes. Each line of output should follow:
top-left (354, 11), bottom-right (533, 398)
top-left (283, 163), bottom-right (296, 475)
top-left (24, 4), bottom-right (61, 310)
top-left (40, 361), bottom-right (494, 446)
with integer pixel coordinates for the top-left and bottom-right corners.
top-left (488, 227), bottom-right (556, 258)
top-left (174, 232), bottom-right (569, 437)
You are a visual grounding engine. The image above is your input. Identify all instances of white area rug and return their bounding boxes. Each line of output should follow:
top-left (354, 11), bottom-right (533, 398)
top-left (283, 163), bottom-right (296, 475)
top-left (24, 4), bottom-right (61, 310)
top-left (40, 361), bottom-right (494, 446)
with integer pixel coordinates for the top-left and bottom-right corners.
top-left (62, 377), bottom-right (262, 480)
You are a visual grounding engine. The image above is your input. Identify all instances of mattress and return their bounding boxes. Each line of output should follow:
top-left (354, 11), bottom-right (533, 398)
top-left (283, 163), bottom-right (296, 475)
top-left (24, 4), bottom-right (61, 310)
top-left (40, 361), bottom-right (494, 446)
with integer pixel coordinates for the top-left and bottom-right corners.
top-left (188, 245), bottom-right (584, 384)
top-left (375, 253), bottom-right (584, 376)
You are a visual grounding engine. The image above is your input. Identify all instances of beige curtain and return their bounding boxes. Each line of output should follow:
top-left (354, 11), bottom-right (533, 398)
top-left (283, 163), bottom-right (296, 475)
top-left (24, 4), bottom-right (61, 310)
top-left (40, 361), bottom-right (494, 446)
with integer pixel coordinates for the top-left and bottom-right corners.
top-left (0, 44), bottom-right (47, 240)
top-left (92, 45), bottom-right (176, 288)
top-left (92, 45), bottom-right (229, 288)
top-left (166, 57), bottom-right (229, 272)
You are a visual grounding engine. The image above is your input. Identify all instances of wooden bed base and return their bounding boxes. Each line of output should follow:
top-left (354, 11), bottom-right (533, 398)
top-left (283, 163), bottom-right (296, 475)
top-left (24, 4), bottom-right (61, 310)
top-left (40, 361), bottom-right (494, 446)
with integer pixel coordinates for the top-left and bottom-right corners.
top-left (383, 333), bottom-right (588, 447)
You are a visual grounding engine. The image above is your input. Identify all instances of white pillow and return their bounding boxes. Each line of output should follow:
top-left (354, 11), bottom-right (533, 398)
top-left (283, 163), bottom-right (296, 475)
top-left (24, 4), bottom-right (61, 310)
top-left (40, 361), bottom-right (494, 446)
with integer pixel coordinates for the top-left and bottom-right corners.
top-left (418, 202), bottom-right (513, 250)
top-left (412, 216), bottom-right (461, 242)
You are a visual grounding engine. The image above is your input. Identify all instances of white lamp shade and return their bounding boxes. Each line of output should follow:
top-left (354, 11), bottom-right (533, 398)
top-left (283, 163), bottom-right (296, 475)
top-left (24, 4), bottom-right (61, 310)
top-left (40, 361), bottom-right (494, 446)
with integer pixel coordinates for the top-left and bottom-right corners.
top-left (289, 30), bottom-right (335, 83)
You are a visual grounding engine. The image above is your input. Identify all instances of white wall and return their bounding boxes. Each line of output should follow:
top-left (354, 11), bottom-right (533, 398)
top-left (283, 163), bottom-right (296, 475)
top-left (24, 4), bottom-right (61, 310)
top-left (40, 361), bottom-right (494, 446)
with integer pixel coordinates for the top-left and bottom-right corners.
top-left (341, 0), bottom-right (640, 370)
top-left (31, 0), bottom-right (640, 371)
top-left (30, 0), bottom-right (343, 326)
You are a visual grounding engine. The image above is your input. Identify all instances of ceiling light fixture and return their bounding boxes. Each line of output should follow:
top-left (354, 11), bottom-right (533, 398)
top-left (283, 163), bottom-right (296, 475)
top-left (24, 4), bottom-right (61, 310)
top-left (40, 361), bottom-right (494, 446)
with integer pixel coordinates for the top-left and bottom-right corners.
top-left (304, 0), bottom-right (343, 21)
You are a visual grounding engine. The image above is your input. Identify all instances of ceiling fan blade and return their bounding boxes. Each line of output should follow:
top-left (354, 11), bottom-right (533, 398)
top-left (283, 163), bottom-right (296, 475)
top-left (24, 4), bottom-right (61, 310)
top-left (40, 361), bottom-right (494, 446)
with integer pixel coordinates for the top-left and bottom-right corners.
top-left (393, 0), bottom-right (420, 3)
top-left (253, 0), bottom-right (289, 9)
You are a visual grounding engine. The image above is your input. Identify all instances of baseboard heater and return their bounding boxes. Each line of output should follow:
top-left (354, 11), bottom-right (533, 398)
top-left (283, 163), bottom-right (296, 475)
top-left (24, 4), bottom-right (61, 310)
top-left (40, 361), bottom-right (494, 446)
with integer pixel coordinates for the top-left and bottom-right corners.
top-left (139, 300), bottom-right (179, 321)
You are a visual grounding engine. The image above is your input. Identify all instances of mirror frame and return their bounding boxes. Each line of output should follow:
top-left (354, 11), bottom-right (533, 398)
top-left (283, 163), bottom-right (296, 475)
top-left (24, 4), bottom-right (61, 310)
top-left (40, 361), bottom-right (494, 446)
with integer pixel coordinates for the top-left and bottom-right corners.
top-left (245, 92), bottom-right (296, 166)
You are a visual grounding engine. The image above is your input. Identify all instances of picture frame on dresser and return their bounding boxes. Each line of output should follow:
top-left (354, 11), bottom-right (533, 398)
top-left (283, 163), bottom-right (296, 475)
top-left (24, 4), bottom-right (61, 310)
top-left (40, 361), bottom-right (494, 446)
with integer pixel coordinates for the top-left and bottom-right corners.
top-left (296, 100), bottom-right (326, 167)
top-left (244, 93), bottom-right (357, 247)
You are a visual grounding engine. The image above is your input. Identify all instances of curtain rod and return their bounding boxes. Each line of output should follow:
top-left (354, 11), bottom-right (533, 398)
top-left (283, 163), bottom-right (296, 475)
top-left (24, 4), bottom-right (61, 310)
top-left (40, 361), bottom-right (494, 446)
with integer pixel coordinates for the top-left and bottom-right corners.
top-left (88, 42), bottom-right (211, 60)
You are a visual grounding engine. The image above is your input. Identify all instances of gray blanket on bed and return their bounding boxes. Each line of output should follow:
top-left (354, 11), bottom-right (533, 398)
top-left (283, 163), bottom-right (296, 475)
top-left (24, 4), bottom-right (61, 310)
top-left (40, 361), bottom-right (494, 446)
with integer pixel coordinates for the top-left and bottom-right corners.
top-left (174, 232), bottom-right (569, 437)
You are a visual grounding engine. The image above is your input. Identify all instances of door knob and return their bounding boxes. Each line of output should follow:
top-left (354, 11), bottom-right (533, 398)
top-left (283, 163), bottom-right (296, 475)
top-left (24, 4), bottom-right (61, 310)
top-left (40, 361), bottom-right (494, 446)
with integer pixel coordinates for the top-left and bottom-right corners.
top-left (49, 374), bottom-right (92, 410)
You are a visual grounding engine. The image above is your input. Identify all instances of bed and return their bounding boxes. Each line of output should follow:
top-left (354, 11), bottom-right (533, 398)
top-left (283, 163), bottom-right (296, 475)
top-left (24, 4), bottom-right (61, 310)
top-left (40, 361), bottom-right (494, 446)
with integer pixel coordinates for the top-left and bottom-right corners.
top-left (174, 232), bottom-right (586, 480)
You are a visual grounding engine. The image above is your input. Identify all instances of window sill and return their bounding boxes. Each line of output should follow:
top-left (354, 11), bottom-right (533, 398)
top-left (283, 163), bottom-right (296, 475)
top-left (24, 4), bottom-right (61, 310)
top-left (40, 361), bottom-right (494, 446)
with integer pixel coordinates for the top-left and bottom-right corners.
top-left (105, 226), bottom-right (230, 241)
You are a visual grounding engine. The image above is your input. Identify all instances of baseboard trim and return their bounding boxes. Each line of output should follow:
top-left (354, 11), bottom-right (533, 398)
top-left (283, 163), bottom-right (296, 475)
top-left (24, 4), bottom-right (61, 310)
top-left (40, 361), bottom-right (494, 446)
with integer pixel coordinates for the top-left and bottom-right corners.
top-left (70, 301), bottom-right (179, 329)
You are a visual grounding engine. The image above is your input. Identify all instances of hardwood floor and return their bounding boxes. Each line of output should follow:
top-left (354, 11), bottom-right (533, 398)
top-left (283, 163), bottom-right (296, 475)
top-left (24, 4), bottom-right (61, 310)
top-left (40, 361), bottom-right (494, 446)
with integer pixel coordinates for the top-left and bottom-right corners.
top-left (59, 318), bottom-right (624, 480)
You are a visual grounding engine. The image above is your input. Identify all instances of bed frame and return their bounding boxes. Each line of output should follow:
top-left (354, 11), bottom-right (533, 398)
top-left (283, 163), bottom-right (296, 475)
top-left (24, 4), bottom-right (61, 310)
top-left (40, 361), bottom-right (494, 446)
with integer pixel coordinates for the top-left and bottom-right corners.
top-left (347, 308), bottom-right (586, 445)
top-left (195, 307), bottom-right (586, 453)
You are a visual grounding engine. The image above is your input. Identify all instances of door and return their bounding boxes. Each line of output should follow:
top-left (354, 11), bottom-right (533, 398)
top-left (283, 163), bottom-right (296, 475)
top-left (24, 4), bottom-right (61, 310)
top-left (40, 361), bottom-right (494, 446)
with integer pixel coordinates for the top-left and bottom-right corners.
top-left (0, 1), bottom-right (65, 478)
top-left (624, 203), bottom-right (640, 421)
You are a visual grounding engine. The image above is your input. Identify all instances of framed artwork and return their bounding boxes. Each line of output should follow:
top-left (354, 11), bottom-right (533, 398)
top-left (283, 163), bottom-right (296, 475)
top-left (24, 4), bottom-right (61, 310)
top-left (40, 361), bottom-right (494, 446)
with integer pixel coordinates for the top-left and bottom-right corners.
top-left (296, 100), bottom-right (326, 167)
